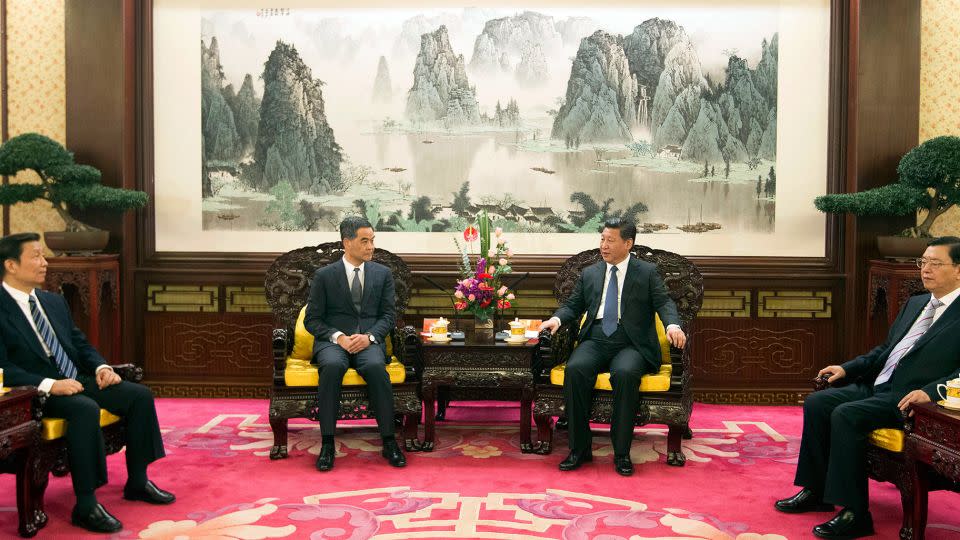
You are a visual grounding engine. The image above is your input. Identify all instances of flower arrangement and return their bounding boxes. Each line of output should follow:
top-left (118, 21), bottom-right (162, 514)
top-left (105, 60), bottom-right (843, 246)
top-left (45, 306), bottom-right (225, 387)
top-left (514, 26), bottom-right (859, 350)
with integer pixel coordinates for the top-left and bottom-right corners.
top-left (453, 210), bottom-right (515, 324)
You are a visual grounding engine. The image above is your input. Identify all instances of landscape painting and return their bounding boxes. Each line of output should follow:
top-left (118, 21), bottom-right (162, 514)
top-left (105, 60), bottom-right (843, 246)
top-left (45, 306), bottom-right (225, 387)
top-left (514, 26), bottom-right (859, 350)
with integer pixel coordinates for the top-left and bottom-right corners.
top-left (199, 6), bottom-right (780, 237)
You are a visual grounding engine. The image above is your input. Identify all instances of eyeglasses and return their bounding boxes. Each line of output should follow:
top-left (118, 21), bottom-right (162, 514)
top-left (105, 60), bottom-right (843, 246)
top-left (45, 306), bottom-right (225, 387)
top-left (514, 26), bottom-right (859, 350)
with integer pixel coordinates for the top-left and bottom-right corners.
top-left (916, 258), bottom-right (958, 269)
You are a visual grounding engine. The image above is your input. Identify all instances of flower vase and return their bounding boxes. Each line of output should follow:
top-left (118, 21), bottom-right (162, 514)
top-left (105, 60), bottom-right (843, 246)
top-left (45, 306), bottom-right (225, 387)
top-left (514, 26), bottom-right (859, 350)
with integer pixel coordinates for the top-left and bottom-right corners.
top-left (473, 316), bottom-right (494, 340)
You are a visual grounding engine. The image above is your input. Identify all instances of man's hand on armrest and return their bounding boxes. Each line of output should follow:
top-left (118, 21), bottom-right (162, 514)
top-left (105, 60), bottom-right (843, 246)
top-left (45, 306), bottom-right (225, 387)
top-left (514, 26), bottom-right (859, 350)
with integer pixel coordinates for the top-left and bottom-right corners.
top-left (665, 324), bottom-right (686, 349)
top-left (898, 389), bottom-right (932, 416)
top-left (538, 317), bottom-right (561, 335)
top-left (817, 365), bottom-right (846, 384)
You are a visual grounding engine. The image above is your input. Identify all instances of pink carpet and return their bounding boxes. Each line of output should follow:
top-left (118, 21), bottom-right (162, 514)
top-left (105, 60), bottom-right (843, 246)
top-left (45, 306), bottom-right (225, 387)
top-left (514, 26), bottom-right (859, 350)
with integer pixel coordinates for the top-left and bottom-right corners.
top-left (1, 399), bottom-right (958, 539)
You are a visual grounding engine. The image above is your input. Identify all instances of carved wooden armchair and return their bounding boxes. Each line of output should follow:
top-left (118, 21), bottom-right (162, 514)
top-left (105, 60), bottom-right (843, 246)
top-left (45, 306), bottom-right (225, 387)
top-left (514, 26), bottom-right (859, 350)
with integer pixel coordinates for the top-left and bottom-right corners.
top-left (532, 245), bottom-right (703, 466)
top-left (264, 243), bottom-right (422, 460)
top-left (22, 364), bottom-right (141, 535)
top-left (811, 376), bottom-right (960, 538)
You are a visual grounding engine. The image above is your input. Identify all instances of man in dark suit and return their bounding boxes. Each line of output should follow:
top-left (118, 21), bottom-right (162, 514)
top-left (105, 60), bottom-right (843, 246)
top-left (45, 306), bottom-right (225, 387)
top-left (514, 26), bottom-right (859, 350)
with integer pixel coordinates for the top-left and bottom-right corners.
top-left (775, 236), bottom-right (960, 539)
top-left (539, 218), bottom-right (686, 476)
top-left (0, 232), bottom-right (172, 534)
top-left (304, 216), bottom-right (406, 471)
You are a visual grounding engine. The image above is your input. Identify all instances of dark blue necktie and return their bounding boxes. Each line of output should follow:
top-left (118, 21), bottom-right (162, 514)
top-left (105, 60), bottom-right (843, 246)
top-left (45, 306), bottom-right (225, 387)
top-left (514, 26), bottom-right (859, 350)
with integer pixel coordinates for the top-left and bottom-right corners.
top-left (351, 268), bottom-right (362, 313)
top-left (27, 296), bottom-right (79, 380)
top-left (602, 266), bottom-right (619, 336)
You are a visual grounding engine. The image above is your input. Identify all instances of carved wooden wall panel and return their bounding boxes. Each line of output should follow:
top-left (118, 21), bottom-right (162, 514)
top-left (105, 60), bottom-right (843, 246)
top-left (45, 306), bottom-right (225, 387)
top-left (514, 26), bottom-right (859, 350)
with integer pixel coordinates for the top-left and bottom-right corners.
top-left (144, 313), bottom-right (273, 383)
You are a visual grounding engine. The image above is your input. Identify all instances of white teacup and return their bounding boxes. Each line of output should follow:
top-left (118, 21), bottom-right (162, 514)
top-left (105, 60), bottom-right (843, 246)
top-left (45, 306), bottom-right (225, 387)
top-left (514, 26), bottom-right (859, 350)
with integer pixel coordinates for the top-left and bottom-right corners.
top-left (937, 378), bottom-right (960, 408)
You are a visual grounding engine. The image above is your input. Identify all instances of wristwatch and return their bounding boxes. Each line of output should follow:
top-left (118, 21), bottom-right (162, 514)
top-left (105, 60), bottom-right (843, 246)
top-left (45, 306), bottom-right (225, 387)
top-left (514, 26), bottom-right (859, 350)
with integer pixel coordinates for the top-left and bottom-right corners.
top-left (366, 333), bottom-right (376, 343)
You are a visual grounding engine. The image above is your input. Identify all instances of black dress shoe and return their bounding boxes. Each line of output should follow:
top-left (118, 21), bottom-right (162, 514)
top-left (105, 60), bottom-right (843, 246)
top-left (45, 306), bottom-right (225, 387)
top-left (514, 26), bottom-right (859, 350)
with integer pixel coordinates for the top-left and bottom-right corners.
top-left (613, 455), bottom-right (634, 476)
top-left (558, 450), bottom-right (593, 471)
top-left (316, 442), bottom-right (335, 471)
top-left (813, 508), bottom-right (874, 539)
top-left (774, 488), bottom-right (834, 514)
top-left (71, 503), bottom-right (122, 533)
top-left (123, 480), bottom-right (176, 505)
top-left (382, 439), bottom-right (407, 467)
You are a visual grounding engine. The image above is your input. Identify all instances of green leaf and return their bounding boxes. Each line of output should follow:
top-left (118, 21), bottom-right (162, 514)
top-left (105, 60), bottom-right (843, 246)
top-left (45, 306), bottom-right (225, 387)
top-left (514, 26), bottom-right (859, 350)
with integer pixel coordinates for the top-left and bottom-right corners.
top-left (0, 133), bottom-right (73, 175)
top-left (814, 184), bottom-right (929, 216)
top-left (0, 184), bottom-right (46, 205)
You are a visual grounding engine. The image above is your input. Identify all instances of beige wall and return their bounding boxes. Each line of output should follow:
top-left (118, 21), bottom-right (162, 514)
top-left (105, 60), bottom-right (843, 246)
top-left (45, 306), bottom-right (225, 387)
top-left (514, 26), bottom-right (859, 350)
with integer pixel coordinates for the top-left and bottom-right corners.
top-left (921, 0), bottom-right (960, 235)
top-left (2, 1), bottom-right (958, 236)
top-left (4, 0), bottom-right (66, 238)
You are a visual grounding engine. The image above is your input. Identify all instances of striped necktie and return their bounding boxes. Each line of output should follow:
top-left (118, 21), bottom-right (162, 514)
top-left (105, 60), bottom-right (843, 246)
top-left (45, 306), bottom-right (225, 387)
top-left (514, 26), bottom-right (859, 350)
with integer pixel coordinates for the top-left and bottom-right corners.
top-left (874, 297), bottom-right (943, 386)
top-left (27, 296), bottom-right (79, 380)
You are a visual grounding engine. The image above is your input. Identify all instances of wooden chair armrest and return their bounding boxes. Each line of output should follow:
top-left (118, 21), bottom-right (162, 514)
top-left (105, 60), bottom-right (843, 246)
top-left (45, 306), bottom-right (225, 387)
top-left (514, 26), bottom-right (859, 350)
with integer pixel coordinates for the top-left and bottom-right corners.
top-left (272, 328), bottom-right (290, 386)
top-left (398, 325), bottom-right (422, 381)
top-left (112, 364), bottom-right (143, 383)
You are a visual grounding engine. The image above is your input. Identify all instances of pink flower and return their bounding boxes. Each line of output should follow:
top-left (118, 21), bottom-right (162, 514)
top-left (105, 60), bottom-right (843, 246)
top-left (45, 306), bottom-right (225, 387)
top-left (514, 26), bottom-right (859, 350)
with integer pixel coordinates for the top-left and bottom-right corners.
top-left (498, 286), bottom-right (508, 296)
top-left (487, 266), bottom-right (495, 275)
top-left (506, 249), bottom-right (514, 257)
top-left (495, 227), bottom-right (503, 236)
top-left (468, 294), bottom-right (476, 302)
top-left (454, 290), bottom-right (464, 299)
top-left (499, 258), bottom-right (507, 266)
top-left (506, 293), bottom-right (515, 300)
top-left (487, 248), bottom-right (496, 257)
top-left (463, 226), bottom-right (479, 242)
top-left (497, 237), bottom-right (505, 245)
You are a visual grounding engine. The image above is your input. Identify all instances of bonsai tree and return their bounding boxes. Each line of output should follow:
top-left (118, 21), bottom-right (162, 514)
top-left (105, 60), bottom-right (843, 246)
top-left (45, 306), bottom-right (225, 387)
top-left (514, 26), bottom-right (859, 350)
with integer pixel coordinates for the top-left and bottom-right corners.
top-left (0, 133), bottom-right (148, 232)
top-left (815, 135), bottom-right (960, 237)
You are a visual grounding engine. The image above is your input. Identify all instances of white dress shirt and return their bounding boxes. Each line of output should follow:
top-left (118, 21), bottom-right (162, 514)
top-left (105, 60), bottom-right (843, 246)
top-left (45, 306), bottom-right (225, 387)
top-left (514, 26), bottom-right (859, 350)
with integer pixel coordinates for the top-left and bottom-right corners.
top-left (330, 257), bottom-right (366, 344)
top-left (2, 281), bottom-right (110, 394)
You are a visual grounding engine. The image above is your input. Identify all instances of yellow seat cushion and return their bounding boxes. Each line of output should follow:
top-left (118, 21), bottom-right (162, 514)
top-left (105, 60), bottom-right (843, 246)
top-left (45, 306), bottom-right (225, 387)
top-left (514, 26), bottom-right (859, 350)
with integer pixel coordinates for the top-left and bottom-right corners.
top-left (550, 362), bottom-right (672, 392)
top-left (285, 306), bottom-right (405, 387)
top-left (550, 313), bottom-right (673, 392)
top-left (41, 409), bottom-right (121, 441)
top-left (284, 357), bottom-right (406, 387)
top-left (867, 428), bottom-right (904, 453)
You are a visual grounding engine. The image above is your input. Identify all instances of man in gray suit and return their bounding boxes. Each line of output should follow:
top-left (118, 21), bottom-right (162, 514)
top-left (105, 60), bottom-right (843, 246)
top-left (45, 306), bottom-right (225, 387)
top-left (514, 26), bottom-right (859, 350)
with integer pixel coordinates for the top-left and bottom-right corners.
top-left (304, 216), bottom-right (406, 471)
top-left (540, 218), bottom-right (686, 476)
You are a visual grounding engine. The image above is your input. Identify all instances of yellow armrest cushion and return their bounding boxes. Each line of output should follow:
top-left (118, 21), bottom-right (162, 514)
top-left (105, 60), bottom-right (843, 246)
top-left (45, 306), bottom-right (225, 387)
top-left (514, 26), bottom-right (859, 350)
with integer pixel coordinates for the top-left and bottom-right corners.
top-left (41, 409), bottom-right (121, 441)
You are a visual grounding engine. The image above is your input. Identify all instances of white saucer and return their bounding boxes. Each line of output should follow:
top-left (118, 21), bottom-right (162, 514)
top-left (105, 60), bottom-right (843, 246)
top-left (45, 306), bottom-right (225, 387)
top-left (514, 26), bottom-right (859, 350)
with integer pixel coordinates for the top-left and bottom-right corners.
top-left (504, 336), bottom-right (528, 343)
top-left (428, 335), bottom-right (452, 343)
top-left (937, 399), bottom-right (960, 411)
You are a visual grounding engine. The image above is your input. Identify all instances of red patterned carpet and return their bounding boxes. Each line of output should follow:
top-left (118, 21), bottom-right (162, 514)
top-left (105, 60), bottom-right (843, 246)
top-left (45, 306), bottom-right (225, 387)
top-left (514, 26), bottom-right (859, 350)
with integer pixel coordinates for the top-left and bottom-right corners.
top-left (1, 399), bottom-right (959, 539)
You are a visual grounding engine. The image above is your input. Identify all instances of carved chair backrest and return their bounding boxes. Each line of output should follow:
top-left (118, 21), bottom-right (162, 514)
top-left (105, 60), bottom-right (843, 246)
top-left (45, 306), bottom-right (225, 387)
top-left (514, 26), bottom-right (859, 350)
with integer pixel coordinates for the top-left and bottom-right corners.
top-left (265, 242), bottom-right (412, 330)
top-left (553, 245), bottom-right (703, 326)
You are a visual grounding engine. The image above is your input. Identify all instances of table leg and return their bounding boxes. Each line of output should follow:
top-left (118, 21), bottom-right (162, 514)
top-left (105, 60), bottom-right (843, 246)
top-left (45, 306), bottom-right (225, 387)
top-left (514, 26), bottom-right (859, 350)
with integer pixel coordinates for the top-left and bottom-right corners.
top-left (422, 383), bottom-right (436, 452)
top-left (16, 449), bottom-right (38, 538)
top-left (909, 460), bottom-right (929, 540)
top-left (520, 385), bottom-right (533, 453)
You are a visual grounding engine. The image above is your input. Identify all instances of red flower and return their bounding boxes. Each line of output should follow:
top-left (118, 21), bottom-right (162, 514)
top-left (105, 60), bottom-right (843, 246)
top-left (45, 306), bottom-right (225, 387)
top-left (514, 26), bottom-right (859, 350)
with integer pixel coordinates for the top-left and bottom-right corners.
top-left (480, 299), bottom-right (492, 308)
top-left (497, 299), bottom-right (512, 309)
top-left (477, 273), bottom-right (493, 279)
top-left (478, 282), bottom-right (493, 291)
top-left (454, 301), bottom-right (467, 310)
top-left (463, 226), bottom-right (479, 242)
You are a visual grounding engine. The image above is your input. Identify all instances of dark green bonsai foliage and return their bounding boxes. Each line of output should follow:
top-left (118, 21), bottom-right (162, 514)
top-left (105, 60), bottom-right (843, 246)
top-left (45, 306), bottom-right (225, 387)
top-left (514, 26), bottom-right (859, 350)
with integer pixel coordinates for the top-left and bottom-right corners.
top-left (0, 133), bottom-right (148, 232)
top-left (815, 136), bottom-right (960, 237)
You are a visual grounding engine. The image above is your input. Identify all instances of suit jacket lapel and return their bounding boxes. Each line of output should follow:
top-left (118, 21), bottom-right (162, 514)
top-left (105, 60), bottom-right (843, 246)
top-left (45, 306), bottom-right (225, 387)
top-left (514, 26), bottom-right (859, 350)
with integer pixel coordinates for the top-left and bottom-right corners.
top-left (887, 295), bottom-right (927, 348)
top-left (623, 257), bottom-right (641, 300)
top-left (333, 260), bottom-right (357, 314)
top-left (587, 261), bottom-right (605, 319)
top-left (37, 291), bottom-right (73, 353)
top-left (907, 296), bottom-right (960, 354)
top-left (0, 287), bottom-right (50, 361)
top-left (360, 264), bottom-right (377, 310)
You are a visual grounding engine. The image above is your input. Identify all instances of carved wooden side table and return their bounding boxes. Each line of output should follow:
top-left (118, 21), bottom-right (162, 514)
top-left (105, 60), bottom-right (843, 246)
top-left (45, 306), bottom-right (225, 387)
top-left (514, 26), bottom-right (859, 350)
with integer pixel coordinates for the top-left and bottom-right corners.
top-left (0, 387), bottom-right (43, 537)
top-left (866, 260), bottom-right (925, 348)
top-left (904, 401), bottom-right (960, 540)
top-left (45, 255), bottom-right (121, 364)
top-left (418, 334), bottom-right (537, 452)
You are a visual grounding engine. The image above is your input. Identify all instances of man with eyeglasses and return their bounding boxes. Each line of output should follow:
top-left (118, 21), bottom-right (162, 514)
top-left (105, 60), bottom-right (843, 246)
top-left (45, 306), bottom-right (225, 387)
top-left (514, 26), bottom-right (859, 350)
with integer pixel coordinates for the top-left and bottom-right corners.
top-left (774, 236), bottom-right (960, 538)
